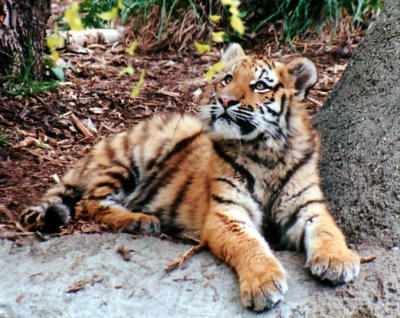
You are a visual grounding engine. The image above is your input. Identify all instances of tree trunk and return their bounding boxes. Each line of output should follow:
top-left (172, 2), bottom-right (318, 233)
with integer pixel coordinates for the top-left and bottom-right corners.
top-left (0, 0), bottom-right (51, 79)
top-left (315, 0), bottom-right (400, 248)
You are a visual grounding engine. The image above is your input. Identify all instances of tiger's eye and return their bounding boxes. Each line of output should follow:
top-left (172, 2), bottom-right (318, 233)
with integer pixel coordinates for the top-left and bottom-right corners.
top-left (222, 74), bottom-right (233, 85)
top-left (255, 81), bottom-right (267, 90)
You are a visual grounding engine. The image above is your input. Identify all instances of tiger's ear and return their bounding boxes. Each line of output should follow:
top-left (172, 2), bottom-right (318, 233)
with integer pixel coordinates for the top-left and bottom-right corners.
top-left (287, 58), bottom-right (317, 99)
top-left (221, 43), bottom-right (246, 65)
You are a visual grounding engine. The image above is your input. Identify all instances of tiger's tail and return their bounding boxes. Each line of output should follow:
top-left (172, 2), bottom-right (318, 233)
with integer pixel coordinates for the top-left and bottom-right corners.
top-left (21, 183), bottom-right (81, 232)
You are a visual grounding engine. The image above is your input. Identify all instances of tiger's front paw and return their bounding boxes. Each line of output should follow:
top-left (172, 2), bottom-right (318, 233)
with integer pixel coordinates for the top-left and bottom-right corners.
top-left (239, 258), bottom-right (287, 312)
top-left (307, 246), bottom-right (360, 284)
top-left (123, 213), bottom-right (161, 234)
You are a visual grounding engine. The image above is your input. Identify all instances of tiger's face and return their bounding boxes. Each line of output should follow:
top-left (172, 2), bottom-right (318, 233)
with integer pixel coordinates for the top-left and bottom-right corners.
top-left (200, 44), bottom-right (317, 145)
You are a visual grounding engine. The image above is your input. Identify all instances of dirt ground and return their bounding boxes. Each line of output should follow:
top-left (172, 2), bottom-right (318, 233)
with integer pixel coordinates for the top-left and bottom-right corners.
top-left (1, 5), bottom-right (398, 318)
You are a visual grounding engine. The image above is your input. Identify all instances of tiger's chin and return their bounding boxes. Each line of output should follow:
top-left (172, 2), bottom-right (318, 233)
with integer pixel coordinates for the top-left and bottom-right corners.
top-left (206, 116), bottom-right (259, 141)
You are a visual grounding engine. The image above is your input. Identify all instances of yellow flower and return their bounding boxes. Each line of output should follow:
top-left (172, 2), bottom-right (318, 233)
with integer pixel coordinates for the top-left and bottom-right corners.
top-left (211, 31), bottom-right (225, 43)
top-left (64, 2), bottom-right (84, 30)
top-left (98, 7), bottom-right (118, 21)
top-left (229, 6), bottom-right (240, 16)
top-left (221, 0), bottom-right (240, 7)
top-left (130, 70), bottom-right (146, 97)
top-left (194, 42), bottom-right (211, 53)
top-left (46, 25), bottom-right (65, 61)
top-left (212, 61), bottom-right (226, 72)
top-left (204, 61), bottom-right (226, 80)
top-left (221, 0), bottom-right (233, 5)
top-left (119, 65), bottom-right (134, 76)
top-left (204, 68), bottom-right (215, 80)
top-left (126, 40), bottom-right (137, 56)
top-left (230, 15), bottom-right (244, 34)
top-left (51, 50), bottom-right (60, 61)
top-left (209, 15), bottom-right (221, 22)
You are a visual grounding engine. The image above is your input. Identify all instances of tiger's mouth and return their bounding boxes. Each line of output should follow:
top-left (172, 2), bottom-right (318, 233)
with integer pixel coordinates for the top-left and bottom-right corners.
top-left (212, 112), bottom-right (256, 135)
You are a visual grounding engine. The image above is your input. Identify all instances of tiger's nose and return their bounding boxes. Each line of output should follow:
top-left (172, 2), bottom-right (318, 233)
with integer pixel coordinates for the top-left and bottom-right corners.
top-left (218, 95), bottom-right (240, 108)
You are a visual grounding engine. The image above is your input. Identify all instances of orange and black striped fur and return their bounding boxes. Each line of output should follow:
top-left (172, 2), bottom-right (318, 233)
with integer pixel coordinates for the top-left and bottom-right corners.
top-left (22, 44), bottom-right (360, 312)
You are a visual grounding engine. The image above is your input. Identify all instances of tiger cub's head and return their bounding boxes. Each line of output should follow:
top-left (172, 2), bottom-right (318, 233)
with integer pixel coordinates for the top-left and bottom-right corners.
top-left (200, 43), bottom-right (317, 146)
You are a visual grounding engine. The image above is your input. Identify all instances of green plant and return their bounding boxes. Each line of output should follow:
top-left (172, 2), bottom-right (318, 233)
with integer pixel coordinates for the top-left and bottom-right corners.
top-left (249, 0), bottom-right (384, 41)
top-left (0, 131), bottom-right (12, 146)
top-left (79, 0), bottom-right (119, 28)
top-left (0, 45), bottom-right (57, 96)
top-left (0, 48), bottom-right (57, 97)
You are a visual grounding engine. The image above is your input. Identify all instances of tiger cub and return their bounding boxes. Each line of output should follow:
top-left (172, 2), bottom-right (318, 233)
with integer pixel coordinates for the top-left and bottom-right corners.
top-left (22, 43), bottom-right (360, 312)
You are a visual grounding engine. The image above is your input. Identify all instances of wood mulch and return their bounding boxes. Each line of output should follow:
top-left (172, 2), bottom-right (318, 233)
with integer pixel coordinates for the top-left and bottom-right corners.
top-left (0, 15), bottom-right (365, 236)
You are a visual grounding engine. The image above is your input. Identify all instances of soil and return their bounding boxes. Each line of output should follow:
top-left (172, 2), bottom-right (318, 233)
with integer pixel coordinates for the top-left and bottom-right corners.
top-left (1, 4), bottom-right (398, 317)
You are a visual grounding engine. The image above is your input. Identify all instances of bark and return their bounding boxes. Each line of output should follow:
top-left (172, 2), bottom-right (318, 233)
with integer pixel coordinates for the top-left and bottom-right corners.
top-left (0, 0), bottom-right (51, 78)
top-left (314, 0), bottom-right (400, 248)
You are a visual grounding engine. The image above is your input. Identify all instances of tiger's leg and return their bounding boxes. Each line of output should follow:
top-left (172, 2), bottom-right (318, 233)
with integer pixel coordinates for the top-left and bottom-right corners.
top-left (280, 201), bottom-right (360, 284)
top-left (76, 197), bottom-right (160, 233)
top-left (76, 167), bottom-right (160, 233)
top-left (202, 205), bottom-right (287, 312)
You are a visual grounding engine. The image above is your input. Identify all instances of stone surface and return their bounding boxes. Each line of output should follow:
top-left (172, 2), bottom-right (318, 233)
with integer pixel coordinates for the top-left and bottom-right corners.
top-left (0, 234), bottom-right (399, 317)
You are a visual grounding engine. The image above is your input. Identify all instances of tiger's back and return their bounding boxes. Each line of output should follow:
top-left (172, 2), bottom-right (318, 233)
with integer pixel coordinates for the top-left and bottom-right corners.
top-left (22, 44), bottom-right (360, 312)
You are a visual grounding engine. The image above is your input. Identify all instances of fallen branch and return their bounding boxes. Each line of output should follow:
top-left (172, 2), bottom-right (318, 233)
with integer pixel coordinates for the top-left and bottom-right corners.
top-left (164, 241), bottom-right (207, 272)
top-left (360, 255), bottom-right (377, 264)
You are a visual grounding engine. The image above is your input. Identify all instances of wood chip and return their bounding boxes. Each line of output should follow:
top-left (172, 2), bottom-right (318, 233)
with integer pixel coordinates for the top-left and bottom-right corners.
top-left (66, 280), bottom-right (91, 293)
top-left (155, 88), bottom-right (181, 98)
top-left (360, 255), bottom-right (376, 263)
top-left (70, 113), bottom-right (94, 138)
top-left (117, 246), bottom-right (132, 261)
top-left (0, 204), bottom-right (27, 232)
top-left (16, 294), bottom-right (24, 303)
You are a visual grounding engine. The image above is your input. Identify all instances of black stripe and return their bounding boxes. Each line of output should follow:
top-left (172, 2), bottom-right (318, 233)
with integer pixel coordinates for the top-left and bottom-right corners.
top-left (299, 229), bottom-right (306, 252)
top-left (246, 153), bottom-right (279, 170)
top-left (134, 164), bottom-right (179, 208)
top-left (146, 133), bottom-right (201, 172)
top-left (266, 106), bottom-right (279, 117)
top-left (285, 182), bottom-right (318, 202)
top-left (105, 170), bottom-right (135, 194)
top-left (133, 134), bottom-right (201, 208)
top-left (263, 151), bottom-right (314, 233)
top-left (272, 82), bottom-right (283, 92)
top-left (164, 132), bottom-right (202, 162)
top-left (211, 194), bottom-right (238, 206)
top-left (213, 141), bottom-right (255, 193)
top-left (279, 94), bottom-right (286, 115)
top-left (211, 194), bottom-right (254, 220)
top-left (89, 182), bottom-right (119, 198)
top-left (169, 176), bottom-right (193, 220)
top-left (285, 98), bottom-right (292, 130)
top-left (214, 178), bottom-right (238, 189)
top-left (283, 200), bottom-right (326, 233)
top-left (146, 142), bottom-right (168, 171)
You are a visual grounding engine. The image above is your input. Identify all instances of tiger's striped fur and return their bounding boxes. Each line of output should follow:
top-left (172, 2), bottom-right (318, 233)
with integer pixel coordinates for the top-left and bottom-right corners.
top-left (22, 44), bottom-right (360, 312)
